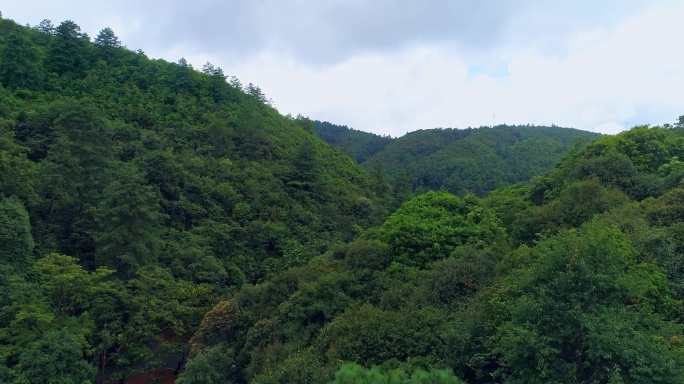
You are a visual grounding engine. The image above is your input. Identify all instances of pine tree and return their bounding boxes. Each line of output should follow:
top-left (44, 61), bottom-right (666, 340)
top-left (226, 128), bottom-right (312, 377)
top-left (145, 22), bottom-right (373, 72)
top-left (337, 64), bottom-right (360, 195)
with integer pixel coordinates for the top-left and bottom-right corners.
top-left (0, 32), bottom-right (40, 89)
top-left (94, 27), bottom-right (120, 49)
top-left (94, 27), bottom-right (121, 62)
top-left (202, 62), bottom-right (227, 101)
top-left (287, 139), bottom-right (318, 192)
top-left (0, 197), bottom-right (34, 270)
top-left (35, 19), bottom-right (54, 34)
top-left (246, 83), bottom-right (267, 103)
top-left (95, 164), bottom-right (164, 276)
top-left (676, 115), bottom-right (684, 129)
top-left (46, 20), bottom-right (90, 75)
top-left (36, 102), bottom-right (114, 264)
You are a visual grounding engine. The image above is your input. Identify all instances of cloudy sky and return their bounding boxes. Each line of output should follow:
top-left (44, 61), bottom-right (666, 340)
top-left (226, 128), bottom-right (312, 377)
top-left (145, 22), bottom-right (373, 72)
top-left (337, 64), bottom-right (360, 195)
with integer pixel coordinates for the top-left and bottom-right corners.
top-left (4, 1), bottom-right (684, 136)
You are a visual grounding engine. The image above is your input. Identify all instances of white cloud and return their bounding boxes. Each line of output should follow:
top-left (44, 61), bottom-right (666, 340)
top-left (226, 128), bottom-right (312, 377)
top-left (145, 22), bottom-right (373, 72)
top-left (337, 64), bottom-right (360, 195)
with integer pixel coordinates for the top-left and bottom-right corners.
top-left (218, 1), bottom-right (684, 136)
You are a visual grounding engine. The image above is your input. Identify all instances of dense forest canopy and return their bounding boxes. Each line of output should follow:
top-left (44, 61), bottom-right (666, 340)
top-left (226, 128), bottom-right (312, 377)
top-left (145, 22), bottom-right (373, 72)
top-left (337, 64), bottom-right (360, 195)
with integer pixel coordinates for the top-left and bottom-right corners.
top-left (2, 11), bottom-right (684, 384)
top-left (315, 123), bottom-right (598, 196)
top-left (182, 122), bottom-right (684, 384)
top-left (366, 125), bottom-right (598, 195)
top-left (0, 15), bottom-right (392, 383)
top-left (313, 120), bottom-right (392, 163)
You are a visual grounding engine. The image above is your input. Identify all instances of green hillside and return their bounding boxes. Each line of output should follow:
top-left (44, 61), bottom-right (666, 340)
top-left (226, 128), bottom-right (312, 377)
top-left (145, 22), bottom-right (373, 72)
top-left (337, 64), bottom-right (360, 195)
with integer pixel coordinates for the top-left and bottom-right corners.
top-left (181, 123), bottom-right (684, 384)
top-left (364, 125), bottom-right (599, 195)
top-left (313, 120), bottom-right (392, 163)
top-left (313, 122), bottom-right (598, 196)
top-left (0, 16), bottom-right (389, 382)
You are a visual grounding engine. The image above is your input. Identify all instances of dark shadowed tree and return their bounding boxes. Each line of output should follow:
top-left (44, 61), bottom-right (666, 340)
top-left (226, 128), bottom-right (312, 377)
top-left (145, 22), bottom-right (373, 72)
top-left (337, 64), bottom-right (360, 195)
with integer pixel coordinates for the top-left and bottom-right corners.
top-left (95, 164), bottom-right (164, 276)
top-left (0, 197), bottom-right (34, 270)
top-left (35, 19), bottom-right (54, 34)
top-left (676, 115), bottom-right (684, 129)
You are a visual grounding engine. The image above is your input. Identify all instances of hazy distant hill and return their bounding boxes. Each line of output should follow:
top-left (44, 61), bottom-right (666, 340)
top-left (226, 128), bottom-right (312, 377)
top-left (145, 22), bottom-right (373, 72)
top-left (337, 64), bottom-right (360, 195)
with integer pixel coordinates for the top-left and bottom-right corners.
top-left (313, 120), bottom-right (392, 163)
top-left (314, 121), bottom-right (598, 196)
top-left (363, 125), bottom-right (599, 195)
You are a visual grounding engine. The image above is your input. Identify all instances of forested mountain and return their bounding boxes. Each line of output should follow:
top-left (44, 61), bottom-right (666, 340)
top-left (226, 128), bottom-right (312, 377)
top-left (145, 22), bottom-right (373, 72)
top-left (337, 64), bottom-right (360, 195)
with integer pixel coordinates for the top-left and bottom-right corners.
top-left (313, 120), bottom-right (392, 163)
top-left (3, 11), bottom-right (684, 384)
top-left (313, 122), bottom-right (597, 196)
top-left (363, 125), bottom-right (599, 195)
top-left (180, 122), bottom-right (684, 384)
top-left (0, 16), bottom-right (391, 382)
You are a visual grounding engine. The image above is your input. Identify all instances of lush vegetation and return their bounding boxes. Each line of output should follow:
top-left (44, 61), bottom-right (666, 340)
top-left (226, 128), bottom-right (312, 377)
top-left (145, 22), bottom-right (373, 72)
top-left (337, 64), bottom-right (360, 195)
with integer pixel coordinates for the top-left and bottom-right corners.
top-left (313, 120), bottom-right (392, 163)
top-left (2, 12), bottom-right (684, 384)
top-left (0, 16), bottom-right (391, 382)
top-left (314, 121), bottom-right (598, 197)
top-left (180, 122), bottom-right (684, 384)
top-left (361, 125), bottom-right (598, 196)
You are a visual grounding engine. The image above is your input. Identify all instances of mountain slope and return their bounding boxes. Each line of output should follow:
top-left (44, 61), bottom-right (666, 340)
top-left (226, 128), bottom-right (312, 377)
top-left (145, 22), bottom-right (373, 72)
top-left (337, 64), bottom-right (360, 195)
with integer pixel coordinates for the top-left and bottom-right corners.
top-left (0, 16), bottom-right (389, 381)
top-left (183, 123), bottom-right (684, 384)
top-left (313, 120), bottom-right (392, 163)
top-left (364, 125), bottom-right (599, 195)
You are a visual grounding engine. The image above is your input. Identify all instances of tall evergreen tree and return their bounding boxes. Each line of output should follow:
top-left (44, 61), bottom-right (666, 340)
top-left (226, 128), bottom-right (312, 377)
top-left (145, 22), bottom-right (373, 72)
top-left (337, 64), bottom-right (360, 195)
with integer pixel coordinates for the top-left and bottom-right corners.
top-left (676, 115), bottom-right (684, 129)
top-left (94, 27), bottom-right (120, 49)
top-left (202, 62), bottom-right (228, 102)
top-left (246, 82), bottom-right (267, 103)
top-left (37, 102), bottom-right (114, 263)
top-left (94, 27), bottom-right (121, 62)
top-left (35, 19), bottom-right (54, 35)
top-left (0, 197), bottom-right (34, 270)
top-left (0, 32), bottom-right (40, 89)
top-left (288, 139), bottom-right (318, 191)
top-left (95, 164), bottom-right (164, 276)
top-left (46, 20), bottom-right (89, 75)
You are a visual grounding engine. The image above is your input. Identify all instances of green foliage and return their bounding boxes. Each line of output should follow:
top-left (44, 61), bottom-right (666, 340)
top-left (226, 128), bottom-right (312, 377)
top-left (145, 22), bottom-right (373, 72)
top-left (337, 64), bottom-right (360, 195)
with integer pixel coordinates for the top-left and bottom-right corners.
top-left (425, 245), bottom-right (498, 306)
top-left (375, 192), bottom-right (506, 267)
top-left (33, 253), bottom-right (113, 316)
top-left (0, 197), bottom-right (34, 269)
top-left (176, 345), bottom-right (237, 384)
top-left (550, 179), bottom-right (629, 226)
top-left (515, 179), bottom-right (629, 242)
top-left (184, 121), bottom-right (684, 384)
top-left (94, 27), bottom-right (120, 49)
top-left (314, 120), bottom-right (392, 163)
top-left (491, 222), bottom-right (683, 383)
top-left (94, 164), bottom-right (163, 275)
top-left (534, 125), bottom-right (684, 202)
top-left (0, 124), bottom-right (37, 200)
top-left (331, 363), bottom-right (463, 384)
top-left (362, 125), bottom-right (598, 196)
top-left (339, 239), bottom-right (390, 270)
top-left (46, 20), bottom-right (90, 76)
top-left (13, 327), bottom-right (95, 384)
top-left (0, 32), bottom-right (41, 89)
top-left (251, 349), bottom-right (331, 384)
top-left (318, 304), bottom-right (448, 365)
top-left (0, 15), bottom-right (387, 382)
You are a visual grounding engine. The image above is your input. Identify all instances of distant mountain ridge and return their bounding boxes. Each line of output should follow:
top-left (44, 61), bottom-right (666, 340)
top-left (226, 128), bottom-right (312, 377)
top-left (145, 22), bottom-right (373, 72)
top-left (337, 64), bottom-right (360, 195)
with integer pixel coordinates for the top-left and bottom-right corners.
top-left (313, 120), bottom-right (392, 163)
top-left (315, 122), bottom-right (599, 195)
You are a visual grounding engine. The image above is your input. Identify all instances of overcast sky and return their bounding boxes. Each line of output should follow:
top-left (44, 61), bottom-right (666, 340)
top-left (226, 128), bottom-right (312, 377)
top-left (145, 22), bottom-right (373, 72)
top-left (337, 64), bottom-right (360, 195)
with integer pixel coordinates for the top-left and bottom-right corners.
top-left (3, 0), bottom-right (684, 136)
